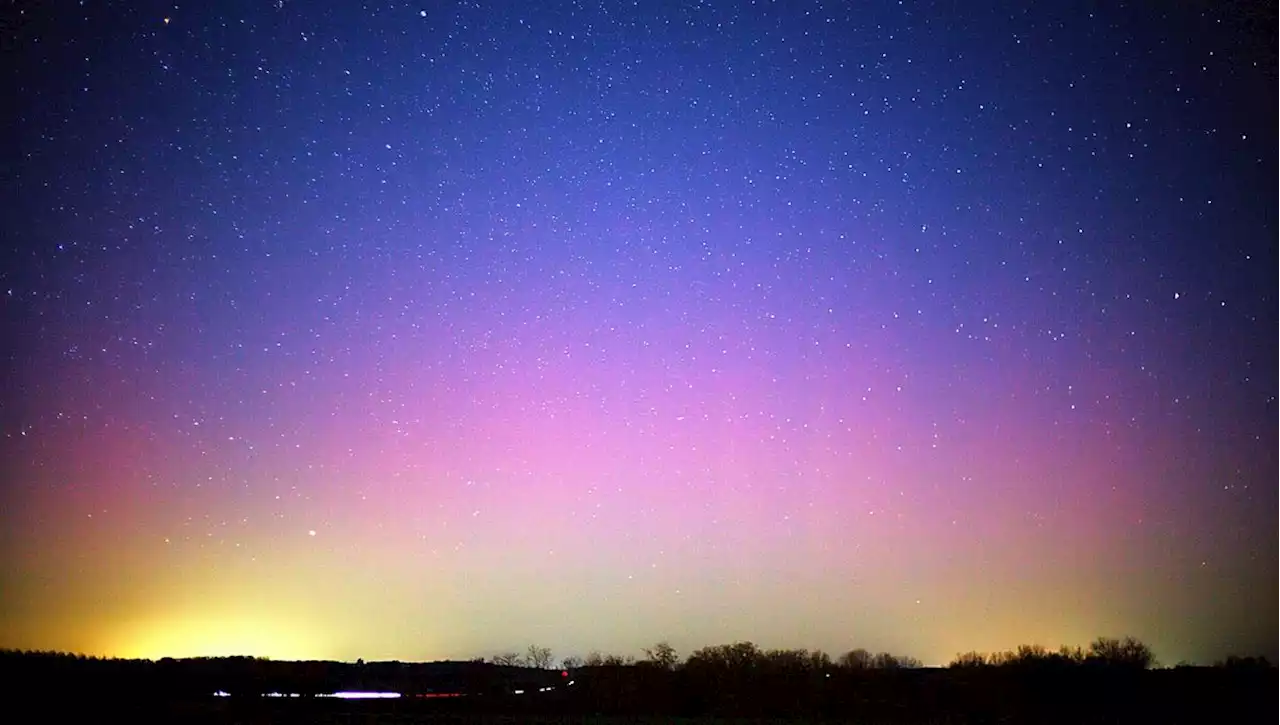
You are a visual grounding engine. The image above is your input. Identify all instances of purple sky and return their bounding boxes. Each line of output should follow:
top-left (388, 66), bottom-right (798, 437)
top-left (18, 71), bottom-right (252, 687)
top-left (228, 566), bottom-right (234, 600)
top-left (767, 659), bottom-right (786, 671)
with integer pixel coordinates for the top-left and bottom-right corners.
top-left (2, 0), bottom-right (1274, 666)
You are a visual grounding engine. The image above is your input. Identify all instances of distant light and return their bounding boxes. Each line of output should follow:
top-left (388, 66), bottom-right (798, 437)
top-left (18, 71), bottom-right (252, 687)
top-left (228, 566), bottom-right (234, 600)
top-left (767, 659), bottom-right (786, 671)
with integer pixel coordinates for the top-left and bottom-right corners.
top-left (213, 690), bottom-right (230, 697)
top-left (308, 530), bottom-right (316, 536)
top-left (323, 691), bottom-right (401, 699)
top-left (513, 689), bottom-right (525, 695)
top-left (561, 670), bottom-right (568, 677)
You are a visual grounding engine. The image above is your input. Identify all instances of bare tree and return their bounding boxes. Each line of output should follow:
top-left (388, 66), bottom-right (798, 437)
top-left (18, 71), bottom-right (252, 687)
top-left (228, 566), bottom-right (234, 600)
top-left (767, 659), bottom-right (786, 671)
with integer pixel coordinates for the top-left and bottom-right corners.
top-left (949, 651), bottom-right (988, 668)
top-left (643, 641), bottom-right (679, 669)
top-left (583, 651), bottom-right (604, 667)
top-left (1087, 636), bottom-right (1156, 669)
top-left (1057, 646), bottom-right (1085, 664)
top-left (872, 652), bottom-right (902, 669)
top-left (987, 649), bottom-right (1015, 666)
top-left (491, 652), bottom-right (523, 667)
top-left (1216, 655), bottom-right (1273, 670)
top-left (561, 655), bottom-right (582, 669)
top-left (1013, 644), bottom-right (1050, 663)
top-left (526, 645), bottom-right (553, 669)
top-left (763, 648), bottom-right (813, 670)
top-left (838, 648), bottom-right (872, 669)
top-left (688, 642), bottom-right (761, 669)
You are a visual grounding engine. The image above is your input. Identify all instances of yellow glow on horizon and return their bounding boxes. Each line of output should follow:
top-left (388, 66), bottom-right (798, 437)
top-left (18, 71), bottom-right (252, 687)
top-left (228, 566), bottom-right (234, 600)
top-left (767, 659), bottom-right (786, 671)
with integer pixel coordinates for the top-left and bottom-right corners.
top-left (108, 613), bottom-right (330, 661)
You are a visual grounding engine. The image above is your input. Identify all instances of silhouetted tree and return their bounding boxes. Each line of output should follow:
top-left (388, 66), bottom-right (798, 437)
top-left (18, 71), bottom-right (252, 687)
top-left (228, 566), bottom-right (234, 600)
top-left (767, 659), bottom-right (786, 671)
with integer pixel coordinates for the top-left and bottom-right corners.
top-left (873, 651), bottom-right (914, 669)
top-left (643, 641), bottom-right (679, 670)
top-left (1013, 644), bottom-right (1050, 663)
top-left (763, 648), bottom-right (815, 670)
top-left (986, 649), bottom-right (1014, 666)
top-left (838, 648), bottom-right (872, 669)
top-left (583, 651), bottom-right (604, 667)
top-left (491, 652), bottom-right (523, 667)
top-left (1057, 645), bottom-right (1085, 663)
top-left (1215, 655), bottom-right (1273, 671)
top-left (688, 642), bottom-right (761, 669)
top-left (1087, 636), bottom-right (1155, 669)
top-left (526, 645), bottom-right (553, 669)
top-left (561, 655), bottom-right (582, 669)
top-left (950, 651), bottom-right (989, 668)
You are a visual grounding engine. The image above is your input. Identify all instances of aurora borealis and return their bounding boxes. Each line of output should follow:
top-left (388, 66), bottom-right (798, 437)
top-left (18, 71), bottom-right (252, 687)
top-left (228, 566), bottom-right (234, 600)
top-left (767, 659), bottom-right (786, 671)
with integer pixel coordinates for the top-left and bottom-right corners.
top-left (2, 1), bottom-right (1275, 667)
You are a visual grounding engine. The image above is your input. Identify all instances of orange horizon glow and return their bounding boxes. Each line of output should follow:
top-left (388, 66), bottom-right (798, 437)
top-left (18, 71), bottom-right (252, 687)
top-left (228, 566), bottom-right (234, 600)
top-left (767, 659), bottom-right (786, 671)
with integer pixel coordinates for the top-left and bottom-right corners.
top-left (104, 614), bottom-right (330, 661)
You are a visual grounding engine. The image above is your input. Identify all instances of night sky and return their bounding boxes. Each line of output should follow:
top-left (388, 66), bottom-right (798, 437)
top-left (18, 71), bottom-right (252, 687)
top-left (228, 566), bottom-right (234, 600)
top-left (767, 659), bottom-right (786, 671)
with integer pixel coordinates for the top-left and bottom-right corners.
top-left (2, 1), bottom-right (1275, 667)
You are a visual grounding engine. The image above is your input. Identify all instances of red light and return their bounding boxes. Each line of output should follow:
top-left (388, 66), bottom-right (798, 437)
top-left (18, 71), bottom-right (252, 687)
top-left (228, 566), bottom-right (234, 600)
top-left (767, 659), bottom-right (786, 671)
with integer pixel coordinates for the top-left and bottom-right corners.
top-left (561, 670), bottom-right (568, 677)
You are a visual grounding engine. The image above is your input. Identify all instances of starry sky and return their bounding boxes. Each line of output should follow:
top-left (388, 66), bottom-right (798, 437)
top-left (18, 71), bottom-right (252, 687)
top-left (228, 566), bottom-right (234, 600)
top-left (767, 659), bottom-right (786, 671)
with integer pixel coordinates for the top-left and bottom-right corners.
top-left (2, 1), bottom-right (1275, 667)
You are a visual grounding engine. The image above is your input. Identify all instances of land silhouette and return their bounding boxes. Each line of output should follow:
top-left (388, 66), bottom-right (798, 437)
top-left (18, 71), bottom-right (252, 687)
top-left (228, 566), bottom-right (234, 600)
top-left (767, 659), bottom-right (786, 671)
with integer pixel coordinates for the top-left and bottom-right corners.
top-left (2, 637), bottom-right (1273, 723)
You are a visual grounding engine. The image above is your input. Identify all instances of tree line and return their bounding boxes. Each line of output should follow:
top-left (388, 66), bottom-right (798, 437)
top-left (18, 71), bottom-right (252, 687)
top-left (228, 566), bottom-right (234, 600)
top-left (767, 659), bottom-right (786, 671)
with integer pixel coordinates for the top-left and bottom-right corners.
top-left (484, 641), bottom-right (926, 670)
top-left (1, 638), bottom-right (1272, 723)
top-left (482, 635), bottom-right (1209, 672)
top-left (6, 634), bottom-right (1271, 674)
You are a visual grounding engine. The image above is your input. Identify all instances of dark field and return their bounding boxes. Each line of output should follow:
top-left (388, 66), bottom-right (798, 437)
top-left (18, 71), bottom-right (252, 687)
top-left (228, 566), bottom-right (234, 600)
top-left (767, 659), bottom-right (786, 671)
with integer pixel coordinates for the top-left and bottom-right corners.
top-left (27, 671), bottom-right (1277, 725)
top-left (53, 699), bottom-right (1280, 725)
top-left (7, 650), bottom-right (1273, 724)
